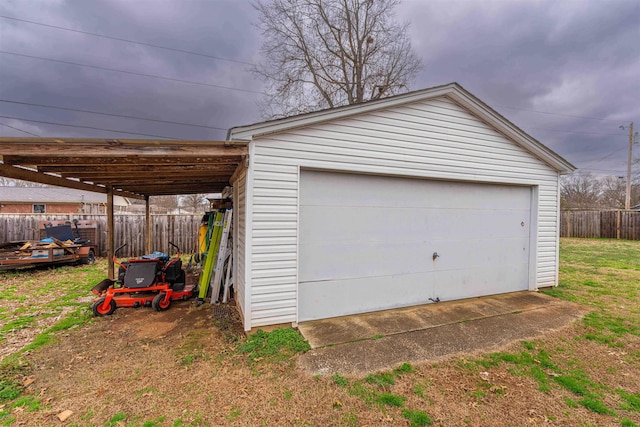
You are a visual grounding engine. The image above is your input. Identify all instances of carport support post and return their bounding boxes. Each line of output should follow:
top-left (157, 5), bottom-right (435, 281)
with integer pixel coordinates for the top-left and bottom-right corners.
top-left (107, 186), bottom-right (115, 280)
top-left (145, 196), bottom-right (152, 254)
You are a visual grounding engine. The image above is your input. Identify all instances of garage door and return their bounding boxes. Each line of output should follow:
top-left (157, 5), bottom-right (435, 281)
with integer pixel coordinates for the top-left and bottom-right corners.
top-left (299, 170), bottom-right (532, 322)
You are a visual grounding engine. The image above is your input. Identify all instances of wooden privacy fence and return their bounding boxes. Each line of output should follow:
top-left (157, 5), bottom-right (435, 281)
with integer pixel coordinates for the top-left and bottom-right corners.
top-left (561, 210), bottom-right (640, 240)
top-left (0, 214), bottom-right (202, 257)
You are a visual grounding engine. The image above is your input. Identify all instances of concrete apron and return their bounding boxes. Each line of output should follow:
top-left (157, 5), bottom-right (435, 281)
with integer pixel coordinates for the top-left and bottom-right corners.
top-left (297, 291), bottom-right (587, 376)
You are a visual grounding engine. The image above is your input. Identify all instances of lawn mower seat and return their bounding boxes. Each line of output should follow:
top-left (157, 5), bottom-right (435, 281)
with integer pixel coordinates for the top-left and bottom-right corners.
top-left (164, 259), bottom-right (183, 283)
top-left (123, 262), bottom-right (159, 288)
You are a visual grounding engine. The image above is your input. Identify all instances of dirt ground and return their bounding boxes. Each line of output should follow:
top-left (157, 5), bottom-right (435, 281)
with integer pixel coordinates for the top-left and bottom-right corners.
top-left (7, 299), bottom-right (638, 427)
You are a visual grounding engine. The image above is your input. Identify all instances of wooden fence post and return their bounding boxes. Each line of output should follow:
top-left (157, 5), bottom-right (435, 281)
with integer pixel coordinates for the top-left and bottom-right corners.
top-left (567, 211), bottom-right (571, 238)
top-left (107, 186), bottom-right (115, 280)
top-left (145, 196), bottom-right (151, 254)
top-left (617, 210), bottom-right (621, 240)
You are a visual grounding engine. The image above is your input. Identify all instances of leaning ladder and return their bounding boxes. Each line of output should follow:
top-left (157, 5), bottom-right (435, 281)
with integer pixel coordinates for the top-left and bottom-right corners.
top-left (209, 208), bottom-right (232, 304)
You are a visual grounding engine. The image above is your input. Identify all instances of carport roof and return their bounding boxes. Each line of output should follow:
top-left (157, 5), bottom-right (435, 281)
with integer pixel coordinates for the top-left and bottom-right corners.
top-left (0, 138), bottom-right (248, 199)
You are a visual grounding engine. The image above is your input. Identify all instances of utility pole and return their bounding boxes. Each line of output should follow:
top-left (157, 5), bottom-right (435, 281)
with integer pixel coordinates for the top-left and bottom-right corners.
top-left (625, 122), bottom-right (634, 210)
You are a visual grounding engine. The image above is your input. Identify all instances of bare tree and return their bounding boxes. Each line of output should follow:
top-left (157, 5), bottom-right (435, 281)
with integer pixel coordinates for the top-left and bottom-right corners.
top-left (151, 195), bottom-right (180, 213)
top-left (253, 0), bottom-right (422, 118)
top-left (599, 175), bottom-right (626, 209)
top-left (560, 172), bottom-right (601, 210)
top-left (181, 194), bottom-right (207, 213)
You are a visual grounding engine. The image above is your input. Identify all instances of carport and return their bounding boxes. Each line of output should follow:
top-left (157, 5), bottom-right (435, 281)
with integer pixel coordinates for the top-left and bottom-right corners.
top-left (0, 137), bottom-right (248, 278)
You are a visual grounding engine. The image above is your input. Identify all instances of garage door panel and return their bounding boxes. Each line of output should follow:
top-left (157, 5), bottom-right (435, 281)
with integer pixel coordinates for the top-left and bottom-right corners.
top-left (300, 235), bottom-right (529, 284)
top-left (301, 171), bottom-right (531, 210)
top-left (299, 273), bottom-right (433, 321)
top-left (299, 170), bottom-right (532, 322)
top-left (300, 239), bottom-right (430, 282)
top-left (301, 206), bottom-right (530, 243)
top-left (299, 262), bottom-right (531, 321)
top-left (424, 209), bottom-right (530, 240)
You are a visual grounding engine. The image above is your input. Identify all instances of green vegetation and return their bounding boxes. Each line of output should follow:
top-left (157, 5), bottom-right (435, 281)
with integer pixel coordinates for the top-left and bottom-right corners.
top-left (618, 389), bottom-right (640, 412)
top-left (0, 315), bottom-right (36, 334)
top-left (375, 392), bottom-right (405, 407)
top-left (578, 396), bottom-right (616, 415)
top-left (402, 408), bottom-right (433, 426)
top-left (21, 306), bottom-right (91, 353)
top-left (226, 407), bottom-right (242, 422)
top-left (413, 382), bottom-right (428, 398)
top-left (11, 395), bottom-right (41, 412)
top-left (342, 364), bottom-right (435, 424)
top-left (104, 412), bottom-right (127, 427)
top-left (0, 378), bottom-right (21, 402)
top-left (332, 373), bottom-right (349, 387)
top-left (175, 330), bottom-right (210, 368)
top-left (141, 416), bottom-right (166, 427)
top-left (394, 362), bottom-right (414, 375)
top-left (365, 371), bottom-right (395, 387)
top-left (237, 328), bottom-right (310, 362)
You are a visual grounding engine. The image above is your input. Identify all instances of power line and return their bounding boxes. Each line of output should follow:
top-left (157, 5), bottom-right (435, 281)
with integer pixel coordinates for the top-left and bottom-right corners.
top-left (527, 126), bottom-right (624, 137)
top-left (495, 104), bottom-right (623, 123)
top-left (0, 14), bottom-right (256, 67)
top-left (587, 168), bottom-right (626, 172)
top-left (0, 99), bottom-right (228, 131)
top-left (0, 121), bottom-right (41, 136)
top-left (0, 115), bottom-right (180, 139)
top-left (0, 51), bottom-right (265, 95)
top-left (581, 147), bottom-right (627, 168)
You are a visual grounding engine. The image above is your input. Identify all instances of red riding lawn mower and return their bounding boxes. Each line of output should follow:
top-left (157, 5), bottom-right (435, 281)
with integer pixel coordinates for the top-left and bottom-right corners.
top-left (91, 242), bottom-right (197, 316)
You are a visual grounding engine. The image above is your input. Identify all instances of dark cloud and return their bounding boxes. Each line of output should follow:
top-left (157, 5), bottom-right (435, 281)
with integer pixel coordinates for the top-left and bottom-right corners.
top-left (399, 0), bottom-right (640, 175)
top-left (1, 0), bottom-right (638, 176)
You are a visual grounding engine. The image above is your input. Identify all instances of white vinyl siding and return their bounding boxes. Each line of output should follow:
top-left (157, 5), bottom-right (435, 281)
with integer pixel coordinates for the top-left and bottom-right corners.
top-left (232, 171), bottom-right (247, 324)
top-left (249, 161), bottom-right (299, 327)
top-left (236, 95), bottom-right (561, 329)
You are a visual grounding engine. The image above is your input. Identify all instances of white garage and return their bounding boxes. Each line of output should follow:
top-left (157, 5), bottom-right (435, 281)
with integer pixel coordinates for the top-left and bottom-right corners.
top-left (229, 83), bottom-right (574, 331)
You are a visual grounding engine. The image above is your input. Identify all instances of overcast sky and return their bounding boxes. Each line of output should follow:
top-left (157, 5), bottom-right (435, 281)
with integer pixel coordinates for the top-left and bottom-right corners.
top-left (1, 0), bottom-right (639, 177)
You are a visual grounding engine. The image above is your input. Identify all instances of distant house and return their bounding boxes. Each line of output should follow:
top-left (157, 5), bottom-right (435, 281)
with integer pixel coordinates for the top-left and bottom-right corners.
top-left (0, 186), bottom-right (130, 214)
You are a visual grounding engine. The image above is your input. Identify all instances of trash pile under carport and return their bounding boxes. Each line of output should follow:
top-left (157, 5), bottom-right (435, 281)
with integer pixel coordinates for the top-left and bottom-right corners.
top-left (0, 221), bottom-right (96, 270)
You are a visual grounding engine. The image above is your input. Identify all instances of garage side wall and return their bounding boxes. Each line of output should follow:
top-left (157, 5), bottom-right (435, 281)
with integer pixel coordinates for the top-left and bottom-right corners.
top-left (231, 170), bottom-right (247, 324)
top-left (245, 97), bottom-right (560, 328)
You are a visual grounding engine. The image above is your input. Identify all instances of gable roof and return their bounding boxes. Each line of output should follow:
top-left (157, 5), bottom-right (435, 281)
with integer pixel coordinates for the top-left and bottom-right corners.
top-left (229, 82), bottom-right (575, 173)
top-left (0, 186), bottom-right (130, 206)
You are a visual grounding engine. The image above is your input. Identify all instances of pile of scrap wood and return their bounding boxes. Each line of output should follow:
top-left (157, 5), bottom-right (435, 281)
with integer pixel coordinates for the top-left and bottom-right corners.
top-left (0, 238), bottom-right (89, 269)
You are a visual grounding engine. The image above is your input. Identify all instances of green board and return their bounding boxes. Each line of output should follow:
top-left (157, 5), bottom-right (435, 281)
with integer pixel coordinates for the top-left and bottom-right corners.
top-left (197, 210), bottom-right (224, 302)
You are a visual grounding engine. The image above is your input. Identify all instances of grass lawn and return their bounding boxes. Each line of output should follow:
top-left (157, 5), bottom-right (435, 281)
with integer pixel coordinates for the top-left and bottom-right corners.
top-left (0, 238), bottom-right (639, 426)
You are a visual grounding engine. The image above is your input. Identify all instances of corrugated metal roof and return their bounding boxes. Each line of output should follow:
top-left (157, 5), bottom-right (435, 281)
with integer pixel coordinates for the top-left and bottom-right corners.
top-left (0, 186), bottom-right (130, 206)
